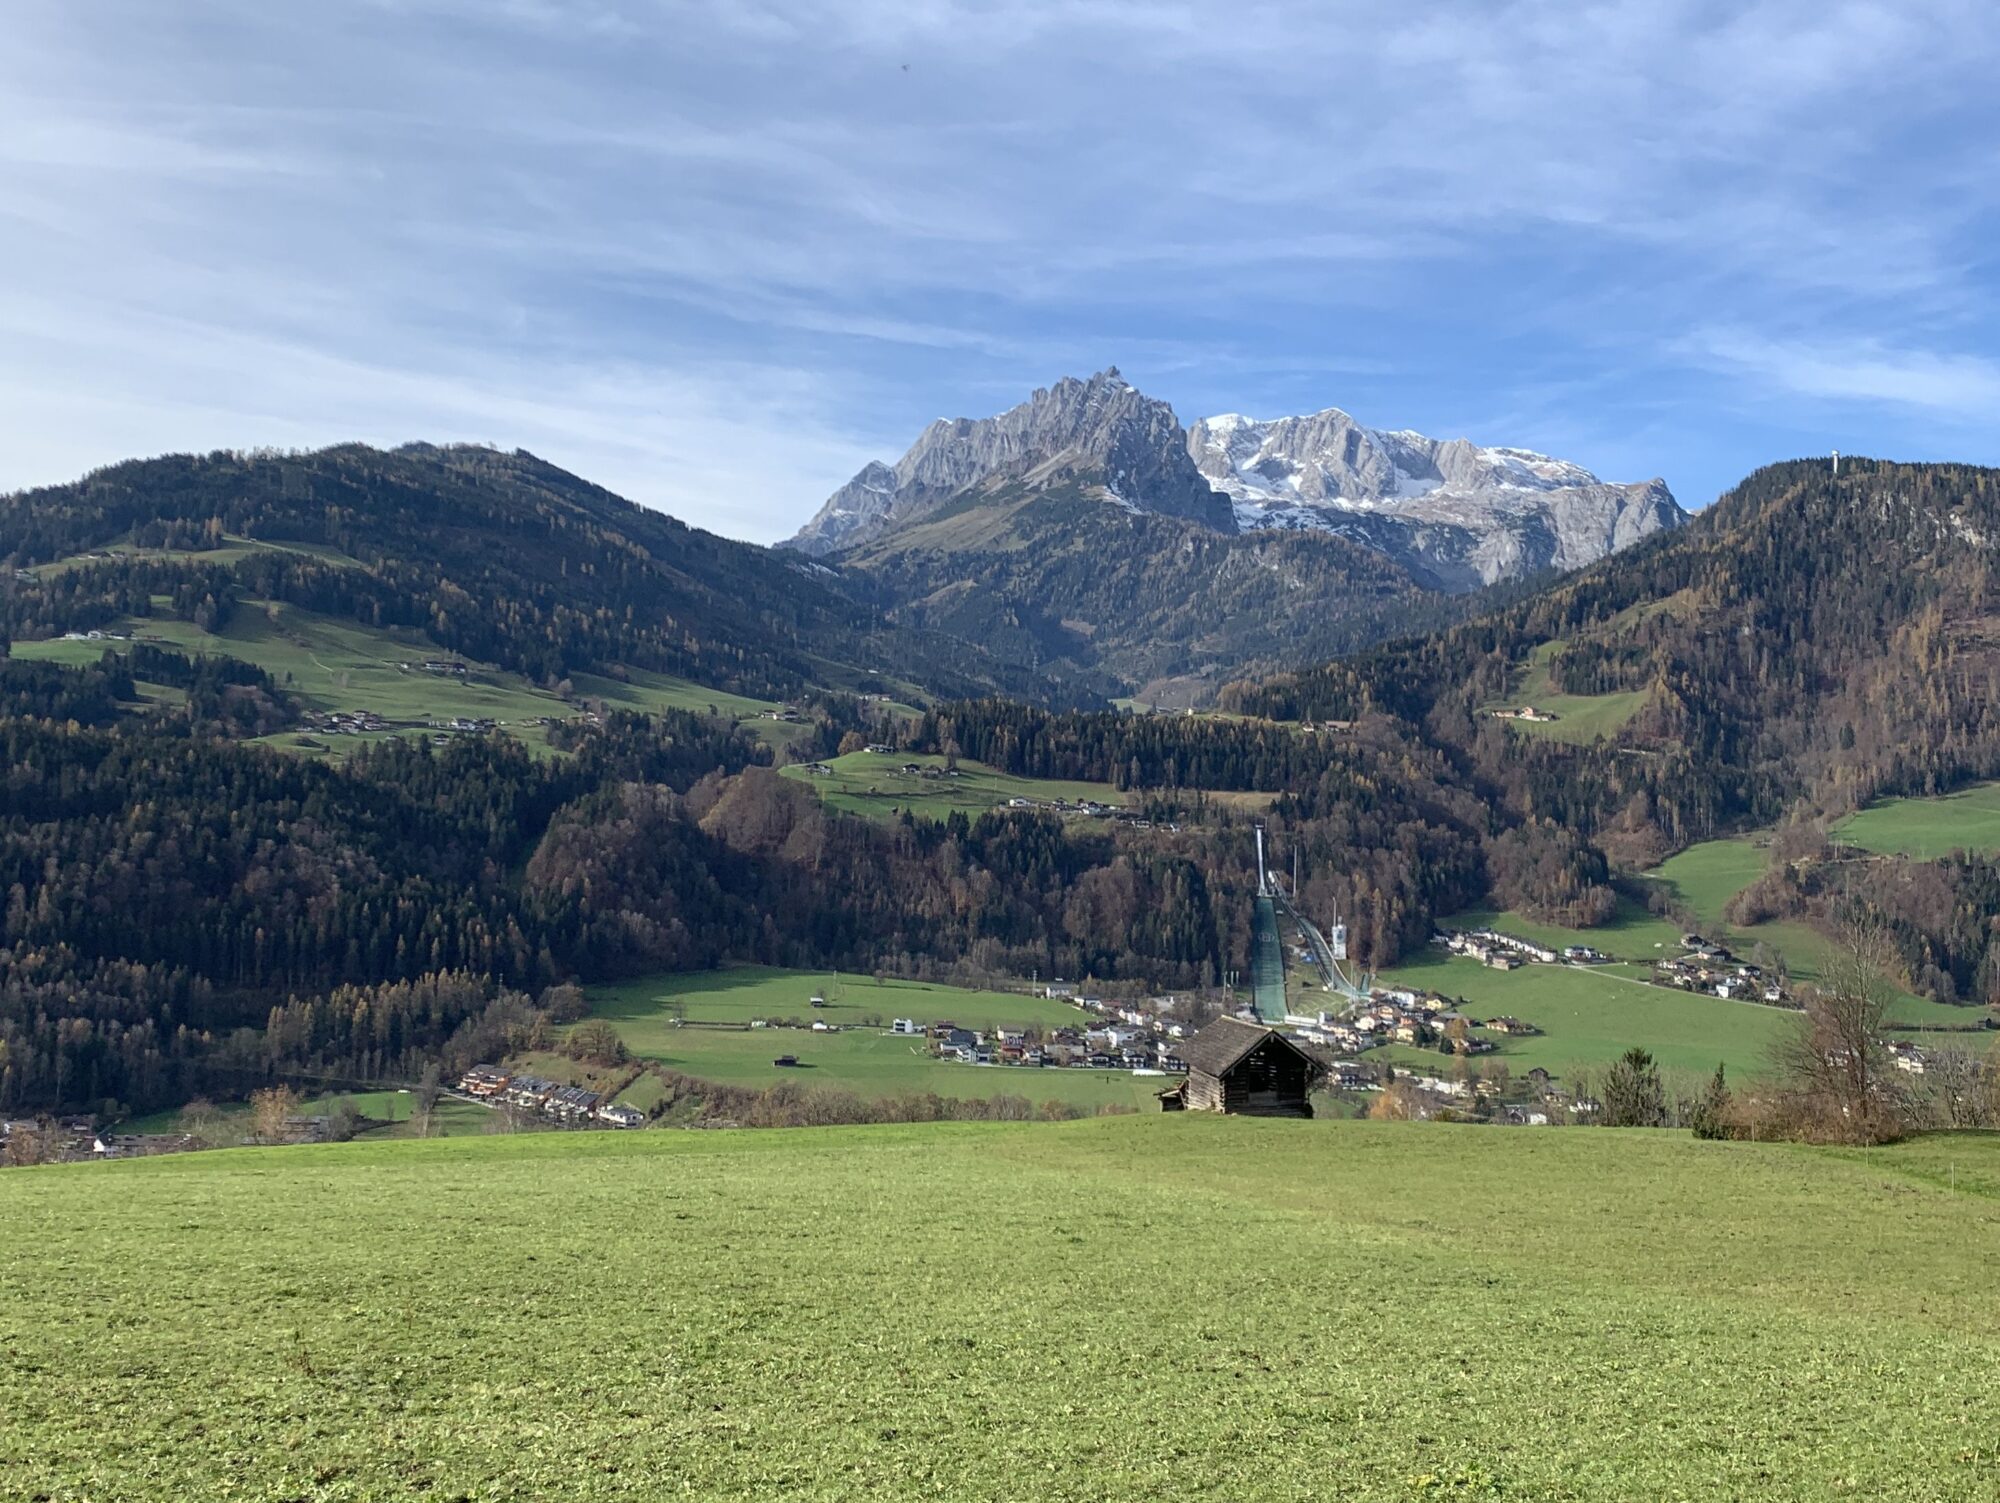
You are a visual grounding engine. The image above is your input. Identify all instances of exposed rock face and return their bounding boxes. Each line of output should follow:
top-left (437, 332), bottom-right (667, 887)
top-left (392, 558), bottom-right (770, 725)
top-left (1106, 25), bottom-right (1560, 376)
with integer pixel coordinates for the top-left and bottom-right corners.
top-left (785, 369), bottom-right (1235, 555)
top-left (788, 375), bottom-right (1682, 590)
top-left (1188, 409), bottom-right (1685, 588)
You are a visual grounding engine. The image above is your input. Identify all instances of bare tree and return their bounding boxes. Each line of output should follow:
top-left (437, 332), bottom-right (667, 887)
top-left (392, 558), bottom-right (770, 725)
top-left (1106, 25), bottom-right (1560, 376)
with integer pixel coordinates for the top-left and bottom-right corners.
top-left (3, 1117), bottom-right (63, 1167)
top-left (176, 1097), bottom-right (227, 1149)
top-left (411, 1064), bottom-right (443, 1138)
top-left (1772, 920), bottom-right (1902, 1143)
top-left (249, 1084), bottom-right (302, 1144)
top-left (1913, 1046), bottom-right (1992, 1130)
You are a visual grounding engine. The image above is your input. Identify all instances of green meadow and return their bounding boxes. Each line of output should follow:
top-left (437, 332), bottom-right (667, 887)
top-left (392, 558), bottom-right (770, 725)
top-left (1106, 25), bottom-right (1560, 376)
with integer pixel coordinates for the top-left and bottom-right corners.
top-left (1647, 836), bottom-right (1768, 929)
top-left (13, 600), bottom-right (808, 754)
top-left (27, 534), bottom-right (368, 578)
top-left (779, 750), bottom-right (1124, 822)
top-left (120, 1087), bottom-right (492, 1139)
top-left (1833, 780), bottom-right (2000, 859)
top-left (5, 1118), bottom-right (1995, 1501)
top-left (1376, 951), bottom-right (1792, 1077)
top-left (1639, 836), bottom-right (1993, 1046)
top-left (1438, 896), bottom-right (1684, 961)
top-left (586, 967), bottom-right (1164, 1110)
top-left (1480, 640), bottom-right (1648, 743)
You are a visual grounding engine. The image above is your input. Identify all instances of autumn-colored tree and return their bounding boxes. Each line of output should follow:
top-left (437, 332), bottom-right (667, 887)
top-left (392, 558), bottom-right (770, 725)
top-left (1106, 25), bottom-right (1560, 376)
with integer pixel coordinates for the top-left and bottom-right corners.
top-left (565, 1019), bottom-right (628, 1066)
top-left (411, 1064), bottom-right (444, 1138)
top-left (249, 1084), bottom-right (301, 1144)
top-left (1368, 1082), bottom-right (1422, 1121)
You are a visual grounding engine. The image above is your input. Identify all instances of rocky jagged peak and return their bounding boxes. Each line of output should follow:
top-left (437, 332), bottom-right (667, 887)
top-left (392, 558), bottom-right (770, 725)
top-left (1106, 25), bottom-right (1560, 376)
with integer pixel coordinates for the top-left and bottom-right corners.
top-left (785, 370), bottom-right (1233, 555)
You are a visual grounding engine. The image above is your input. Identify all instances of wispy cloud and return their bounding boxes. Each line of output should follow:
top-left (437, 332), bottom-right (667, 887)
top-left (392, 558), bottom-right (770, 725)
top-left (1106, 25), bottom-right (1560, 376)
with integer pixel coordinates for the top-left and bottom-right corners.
top-left (1688, 330), bottom-right (2000, 420)
top-left (4, 0), bottom-right (2000, 531)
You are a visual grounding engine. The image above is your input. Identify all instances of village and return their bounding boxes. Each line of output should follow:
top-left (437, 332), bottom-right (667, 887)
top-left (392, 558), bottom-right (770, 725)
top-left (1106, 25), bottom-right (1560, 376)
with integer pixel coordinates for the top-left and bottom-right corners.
top-left (1435, 924), bottom-right (1800, 1008)
top-left (296, 708), bottom-right (515, 742)
top-left (455, 1067), bottom-right (647, 1126)
top-left (892, 976), bottom-right (1592, 1124)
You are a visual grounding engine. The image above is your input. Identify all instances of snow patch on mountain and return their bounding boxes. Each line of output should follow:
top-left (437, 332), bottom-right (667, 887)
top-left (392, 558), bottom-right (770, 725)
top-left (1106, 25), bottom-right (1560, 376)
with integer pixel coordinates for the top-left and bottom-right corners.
top-left (1188, 407), bottom-right (1683, 587)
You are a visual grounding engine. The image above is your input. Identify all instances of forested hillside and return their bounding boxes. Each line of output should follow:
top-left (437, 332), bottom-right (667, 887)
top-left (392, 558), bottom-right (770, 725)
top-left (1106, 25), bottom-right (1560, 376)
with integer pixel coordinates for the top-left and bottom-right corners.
top-left (1222, 458), bottom-right (2000, 1003)
top-left (0, 444), bottom-right (1079, 706)
top-left (835, 485), bottom-right (1484, 700)
top-left (6, 627), bottom-right (1606, 1117)
top-left (1232, 459), bottom-right (2000, 854)
top-left (11, 454), bottom-right (2000, 1118)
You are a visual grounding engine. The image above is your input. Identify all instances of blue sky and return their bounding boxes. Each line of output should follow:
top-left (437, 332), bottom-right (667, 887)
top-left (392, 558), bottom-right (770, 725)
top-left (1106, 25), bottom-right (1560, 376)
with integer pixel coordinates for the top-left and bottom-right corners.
top-left (5, 1), bottom-right (1999, 543)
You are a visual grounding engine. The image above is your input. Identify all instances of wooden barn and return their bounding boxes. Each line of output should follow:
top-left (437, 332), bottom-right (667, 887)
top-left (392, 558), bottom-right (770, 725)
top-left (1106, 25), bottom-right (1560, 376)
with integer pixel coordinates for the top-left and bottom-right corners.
top-left (1160, 1016), bottom-right (1323, 1118)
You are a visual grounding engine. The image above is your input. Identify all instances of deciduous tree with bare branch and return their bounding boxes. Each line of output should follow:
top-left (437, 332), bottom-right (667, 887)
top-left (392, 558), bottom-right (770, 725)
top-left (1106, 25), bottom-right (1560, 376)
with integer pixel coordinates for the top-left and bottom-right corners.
top-left (1771, 920), bottom-right (1903, 1143)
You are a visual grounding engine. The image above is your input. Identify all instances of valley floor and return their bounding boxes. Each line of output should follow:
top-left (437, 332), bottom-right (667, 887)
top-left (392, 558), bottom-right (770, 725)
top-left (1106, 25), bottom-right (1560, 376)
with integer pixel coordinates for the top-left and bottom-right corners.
top-left (4, 1118), bottom-right (1995, 1501)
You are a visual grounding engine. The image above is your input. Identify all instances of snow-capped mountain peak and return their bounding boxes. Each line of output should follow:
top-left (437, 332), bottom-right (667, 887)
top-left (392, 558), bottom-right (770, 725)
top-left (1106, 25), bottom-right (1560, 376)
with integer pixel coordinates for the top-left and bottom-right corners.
top-left (783, 372), bottom-right (1684, 591)
top-left (1186, 408), bottom-right (1682, 587)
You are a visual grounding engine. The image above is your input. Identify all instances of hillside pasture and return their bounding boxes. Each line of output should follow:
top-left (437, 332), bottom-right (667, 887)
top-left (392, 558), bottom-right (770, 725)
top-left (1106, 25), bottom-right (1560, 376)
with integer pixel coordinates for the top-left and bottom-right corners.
top-left (590, 967), bottom-right (1086, 1035)
top-left (28, 534), bottom-right (369, 578)
top-left (1642, 837), bottom-right (1993, 1041)
top-left (1480, 640), bottom-right (1648, 743)
top-left (1377, 951), bottom-right (1794, 1077)
top-left (778, 750), bottom-right (1124, 822)
top-left (5, 1118), bottom-right (1995, 1501)
top-left (586, 967), bottom-right (1162, 1110)
top-left (14, 602), bottom-right (565, 730)
top-left (1439, 896), bottom-right (1684, 961)
top-left (1833, 780), bottom-right (2000, 859)
top-left (1646, 836), bottom-right (1767, 929)
top-left (15, 605), bottom-right (827, 755)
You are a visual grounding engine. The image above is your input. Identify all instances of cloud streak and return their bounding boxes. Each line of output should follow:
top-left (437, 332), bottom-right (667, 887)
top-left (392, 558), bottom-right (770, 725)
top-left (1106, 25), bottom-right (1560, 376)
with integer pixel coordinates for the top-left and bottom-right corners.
top-left (1690, 331), bottom-right (2000, 420)
top-left (4, 0), bottom-right (2000, 533)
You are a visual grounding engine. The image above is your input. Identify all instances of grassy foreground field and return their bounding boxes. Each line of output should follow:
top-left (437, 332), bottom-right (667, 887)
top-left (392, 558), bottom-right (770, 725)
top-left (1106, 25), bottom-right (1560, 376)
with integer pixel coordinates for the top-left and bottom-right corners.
top-left (5, 1118), bottom-right (1995, 1501)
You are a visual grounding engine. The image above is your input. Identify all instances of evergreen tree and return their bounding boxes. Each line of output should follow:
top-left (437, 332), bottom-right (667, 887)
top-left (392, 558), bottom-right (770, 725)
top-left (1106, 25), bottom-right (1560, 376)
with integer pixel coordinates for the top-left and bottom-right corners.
top-left (1689, 1063), bottom-right (1732, 1140)
top-left (1601, 1047), bottom-right (1666, 1127)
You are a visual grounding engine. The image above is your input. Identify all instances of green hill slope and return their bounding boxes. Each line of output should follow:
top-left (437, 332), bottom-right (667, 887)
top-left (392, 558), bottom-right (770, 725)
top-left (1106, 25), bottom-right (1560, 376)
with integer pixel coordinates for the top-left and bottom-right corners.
top-left (0, 443), bottom-right (1079, 713)
top-left (7, 1118), bottom-right (1994, 1501)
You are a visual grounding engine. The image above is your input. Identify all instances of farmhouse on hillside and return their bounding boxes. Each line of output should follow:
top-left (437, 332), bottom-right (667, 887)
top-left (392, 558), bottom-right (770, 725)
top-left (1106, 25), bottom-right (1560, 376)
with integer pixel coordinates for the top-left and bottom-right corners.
top-left (1159, 1016), bottom-right (1323, 1118)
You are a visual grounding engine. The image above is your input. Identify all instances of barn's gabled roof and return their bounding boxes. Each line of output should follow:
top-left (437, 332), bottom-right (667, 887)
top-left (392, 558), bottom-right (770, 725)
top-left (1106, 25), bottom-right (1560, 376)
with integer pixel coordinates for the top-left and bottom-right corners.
top-left (1181, 1016), bottom-right (1320, 1079)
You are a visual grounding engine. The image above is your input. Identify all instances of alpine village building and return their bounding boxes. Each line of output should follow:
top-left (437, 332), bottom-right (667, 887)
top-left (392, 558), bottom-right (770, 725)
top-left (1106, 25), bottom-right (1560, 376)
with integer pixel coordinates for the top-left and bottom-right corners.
top-left (1161, 1016), bottom-right (1324, 1118)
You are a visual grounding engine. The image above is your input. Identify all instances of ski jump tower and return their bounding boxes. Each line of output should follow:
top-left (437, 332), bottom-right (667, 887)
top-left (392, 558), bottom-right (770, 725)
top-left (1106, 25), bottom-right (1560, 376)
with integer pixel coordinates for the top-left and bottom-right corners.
top-left (1249, 825), bottom-right (1374, 1023)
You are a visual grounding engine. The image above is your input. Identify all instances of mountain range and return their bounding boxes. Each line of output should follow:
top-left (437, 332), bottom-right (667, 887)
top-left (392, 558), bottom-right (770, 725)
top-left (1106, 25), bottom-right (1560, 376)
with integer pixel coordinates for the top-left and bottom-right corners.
top-left (788, 369), bottom-right (1685, 591)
